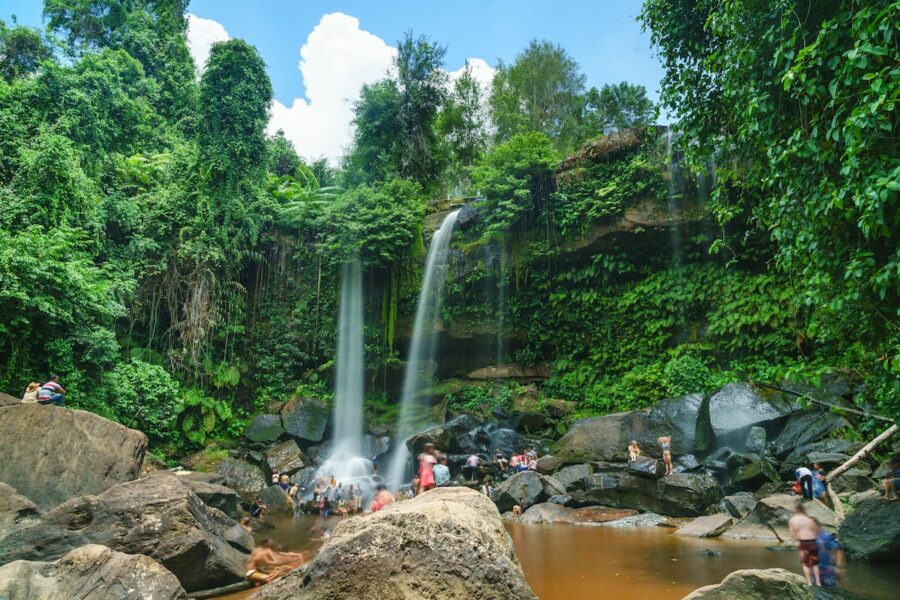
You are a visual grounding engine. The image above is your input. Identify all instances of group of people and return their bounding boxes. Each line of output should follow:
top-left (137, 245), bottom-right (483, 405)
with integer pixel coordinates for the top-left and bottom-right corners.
top-left (789, 504), bottom-right (845, 587)
top-left (413, 443), bottom-right (537, 499)
top-left (626, 436), bottom-right (674, 475)
top-left (313, 477), bottom-right (364, 517)
top-left (20, 375), bottom-right (66, 406)
top-left (793, 464), bottom-right (831, 505)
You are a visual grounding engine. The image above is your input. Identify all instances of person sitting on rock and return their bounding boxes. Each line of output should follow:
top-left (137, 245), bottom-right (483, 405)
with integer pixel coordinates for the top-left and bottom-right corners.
top-left (240, 517), bottom-right (253, 533)
top-left (250, 496), bottom-right (268, 519)
top-left (271, 473), bottom-right (280, 485)
top-left (628, 440), bottom-right (641, 462)
top-left (370, 484), bottom-right (394, 512)
top-left (881, 454), bottom-right (899, 500)
top-left (789, 503), bottom-right (821, 586)
top-left (337, 498), bottom-right (348, 516)
top-left (481, 476), bottom-right (493, 497)
top-left (245, 538), bottom-right (308, 586)
top-left (433, 454), bottom-right (451, 487)
top-left (21, 382), bottom-right (41, 403)
top-left (279, 474), bottom-right (291, 491)
top-left (657, 436), bottom-right (673, 475)
top-left (494, 448), bottom-right (509, 472)
top-left (512, 496), bottom-right (524, 517)
top-left (37, 375), bottom-right (66, 406)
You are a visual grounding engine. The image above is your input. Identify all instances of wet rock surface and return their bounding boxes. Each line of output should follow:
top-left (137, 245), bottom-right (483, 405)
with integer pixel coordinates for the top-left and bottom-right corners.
top-left (250, 487), bottom-right (537, 600)
top-left (280, 397), bottom-right (330, 443)
top-left (839, 498), bottom-right (900, 562)
top-left (218, 457), bottom-right (267, 500)
top-left (682, 568), bottom-right (811, 599)
top-left (0, 475), bottom-right (251, 592)
top-left (0, 482), bottom-right (42, 539)
top-left (675, 514), bottom-right (734, 538)
top-left (0, 405), bottom-right (147, 510)
top-left (244, 414), bottom-right (284, 443)
top-left (0, 544), bottom-right (187, 600)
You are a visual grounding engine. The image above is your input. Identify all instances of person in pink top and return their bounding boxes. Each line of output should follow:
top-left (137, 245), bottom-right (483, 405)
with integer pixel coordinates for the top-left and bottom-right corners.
top-left (37, 375), bottom-right (66, 406)
top-left (417, 443), bottom-right (438, 494)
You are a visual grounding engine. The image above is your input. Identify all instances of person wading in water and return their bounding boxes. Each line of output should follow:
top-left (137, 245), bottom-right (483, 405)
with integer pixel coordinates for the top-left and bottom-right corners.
top-left (789, 504), bottom-right (821, 586)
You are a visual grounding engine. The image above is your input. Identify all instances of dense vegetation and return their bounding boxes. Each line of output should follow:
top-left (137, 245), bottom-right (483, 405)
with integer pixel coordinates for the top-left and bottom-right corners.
top-left (0, 1), bottom-right (895, 457)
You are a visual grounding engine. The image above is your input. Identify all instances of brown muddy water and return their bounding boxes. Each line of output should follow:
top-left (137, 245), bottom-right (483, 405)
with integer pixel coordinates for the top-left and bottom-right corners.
top-left (219, 515), bottom-right (899, 600)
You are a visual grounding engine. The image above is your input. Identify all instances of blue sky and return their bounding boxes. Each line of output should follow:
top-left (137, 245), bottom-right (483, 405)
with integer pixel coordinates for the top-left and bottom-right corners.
top-left (2, 1), bottom-right (665, 161)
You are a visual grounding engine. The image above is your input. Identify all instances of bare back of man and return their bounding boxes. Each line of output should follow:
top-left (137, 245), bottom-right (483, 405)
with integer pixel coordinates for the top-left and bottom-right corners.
top-left (789, 507), bottom-right (821, 585)
top-left (245, 542), bottom-right (308, 585)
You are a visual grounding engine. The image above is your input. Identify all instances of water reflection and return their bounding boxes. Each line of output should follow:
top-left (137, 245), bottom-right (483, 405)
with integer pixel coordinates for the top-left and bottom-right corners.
top-left (219, 516), bottom-right (899, 599)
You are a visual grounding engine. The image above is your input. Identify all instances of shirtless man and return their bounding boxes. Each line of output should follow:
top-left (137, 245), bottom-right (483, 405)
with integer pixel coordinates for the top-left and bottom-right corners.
top-left (788, 504), bottom-right (821, 585)
top-left (245, 539), bottom-right (308, 586)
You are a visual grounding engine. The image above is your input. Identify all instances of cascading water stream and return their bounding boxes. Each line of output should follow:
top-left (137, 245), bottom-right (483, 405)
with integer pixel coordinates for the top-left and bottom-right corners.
top-left (316, 260), bottom-right (375, 502)
top-left (385, 209), bottom-right (461, 489)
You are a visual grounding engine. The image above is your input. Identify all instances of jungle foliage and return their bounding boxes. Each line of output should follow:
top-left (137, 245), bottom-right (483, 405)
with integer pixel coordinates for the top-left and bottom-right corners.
top-left (0, 0), bottom-right (895, 459)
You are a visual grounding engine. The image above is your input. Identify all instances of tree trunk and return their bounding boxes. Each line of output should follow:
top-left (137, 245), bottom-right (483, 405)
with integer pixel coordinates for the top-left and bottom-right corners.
top-left (825, 422), bottom-right (897, 525)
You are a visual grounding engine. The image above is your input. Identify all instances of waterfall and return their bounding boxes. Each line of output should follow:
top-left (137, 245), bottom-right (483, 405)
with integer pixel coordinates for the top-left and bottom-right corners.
top-left (496, 245), bottom-right (508, 367)
top-left (385, 209), bottom-right (461, 489)
top-left (316, 260), bottom-right (374, 501)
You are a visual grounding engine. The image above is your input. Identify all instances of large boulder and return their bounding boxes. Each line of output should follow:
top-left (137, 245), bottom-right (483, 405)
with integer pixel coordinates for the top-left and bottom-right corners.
top-left (0, 392), bottom-right (20, 406)
top-left (647, 393), bottom-right (703, 453)
top-left (280, 397), bottom-right (329, 443)
top-left (675, 514), bottom-right (733, 538)
top-left (0, 544), bottom-right (187, 599)
top-left (838, 498), bottom-right (900, 562)
top-left (773, 410), bottom-right (849, 458)
top-left (553, 411), bottom-right (654, 462)
top-left (250, 487), bottom-right (537, 600)
top-left (722, 495), bottom-right (834, 543)
top-left (519, 502), bottom-right (580, 525)
top-left (628, 456), bottom-right (662, 478)
top-left (729, 460), bottom-right (779, 492)
top-left (259, 484), bottom-right (294, 516)
top-left (494, 471), bottom-right (562, 513)
top-left (570, 471), bottom-right (721, 517)
top-left (552, 464), bottom-right (593, 491)
top-left (0, 482), bottom-right (41, 538)
top-left (0, 475), bottom-right (252, 592)
top-left (779, 438), bottom-right (861, 478)
top-left (0, 405), bottom-right (147, 510)
top-left (708, 383), bottom-right (787, 439)
top-left (148, 472), bottom-right (242, 520)
top-left (719, 492), bottom-right (758, 519)
top-left (244, 414), bottom-right (284, 443)
top-left (218, 458), bottom-right (267, 500)
top-left (683, 568), bottom-right (810, 600)
top-left (265, 439), bottom-right (307, 476)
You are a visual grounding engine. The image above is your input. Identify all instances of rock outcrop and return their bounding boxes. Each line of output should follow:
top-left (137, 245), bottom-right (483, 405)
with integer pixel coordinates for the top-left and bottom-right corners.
top-left (0, 482), bottom-right (41, 538)
top-left (0, 475), bottom-right (251, 592)
top-left (0, 544), bottom-right (187, 600)
top-left (570, 470), bottom-right (722, 517)
top-left (708, 383), bottom-right (788, 438)
top-left (722, 495), bottom-right (834, 543)
top-left (250, 487), bottom-right (537, 600)
top-left (675, 514), bottom-right (733, 538)
top-left (265, 439), bottom-right (307, 476)
top-left (0, 405), bottom-right (147, 510)
top-left (493, 470), bottom-right (566, 513)
top-left (838, 498), bottom-right (899, 562)
top-left (682, 568), bottom-right (811, 599)
top-left (280, 397), bottom-right (329, 443)
top-left (245, 414), bottom-right (284, 443)
top-left (218, 457), bottom-right (267, 499)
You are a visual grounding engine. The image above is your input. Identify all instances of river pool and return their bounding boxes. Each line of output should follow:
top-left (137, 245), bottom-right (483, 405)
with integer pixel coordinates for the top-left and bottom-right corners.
top-left (219, 514), bottom-right (899, 599)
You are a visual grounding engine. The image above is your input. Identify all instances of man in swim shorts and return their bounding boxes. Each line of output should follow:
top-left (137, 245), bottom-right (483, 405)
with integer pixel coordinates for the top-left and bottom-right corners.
top-left (788, 503), bottom-right (821, 585)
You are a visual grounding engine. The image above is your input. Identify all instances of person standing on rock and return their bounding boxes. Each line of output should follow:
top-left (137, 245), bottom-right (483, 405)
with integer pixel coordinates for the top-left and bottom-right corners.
top-left (657, 436), bottom-right (673, 475)
top-left (481, 476), bottom-right (493, 497)
top-left (433, 454), bottom-right (451, 487)
top-left (494, 448), bottom-right (509, 472)
top-left (795, 466), bottom-right (815, 500)
top-left (417, 443), bottom-right (438, 494)
top-left (465, 454), bottom-right (482, 481)
top-left (37, 375), bottom-right (65, 406)
top-left (789, 504), bottom-right (821, 586)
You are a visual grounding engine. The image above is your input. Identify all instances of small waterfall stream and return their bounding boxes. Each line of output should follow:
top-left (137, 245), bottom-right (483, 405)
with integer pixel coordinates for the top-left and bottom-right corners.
top-left (316, 260), bottom-right (375, 501)
top-left (385, 209), bottom-right (461, 488)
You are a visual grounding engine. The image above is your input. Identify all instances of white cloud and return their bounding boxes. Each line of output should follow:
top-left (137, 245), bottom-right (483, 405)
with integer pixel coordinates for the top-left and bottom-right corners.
top-left (186, 14), bottom-right (230, 72)
top-left (448, 57), bottom-right (496, 94)
top-left (188, 11), bottom-right (495, 165)
top-left (269, 13), bottom-right (395, 164)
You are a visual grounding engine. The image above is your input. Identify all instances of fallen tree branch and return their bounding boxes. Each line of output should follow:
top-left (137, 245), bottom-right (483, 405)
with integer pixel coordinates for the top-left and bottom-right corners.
top-left (824, 422), bottom-right (898, 525)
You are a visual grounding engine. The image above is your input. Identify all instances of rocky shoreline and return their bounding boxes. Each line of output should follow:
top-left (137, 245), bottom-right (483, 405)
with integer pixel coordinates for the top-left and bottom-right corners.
top-left (0, 379), bottom-right (897, 599)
